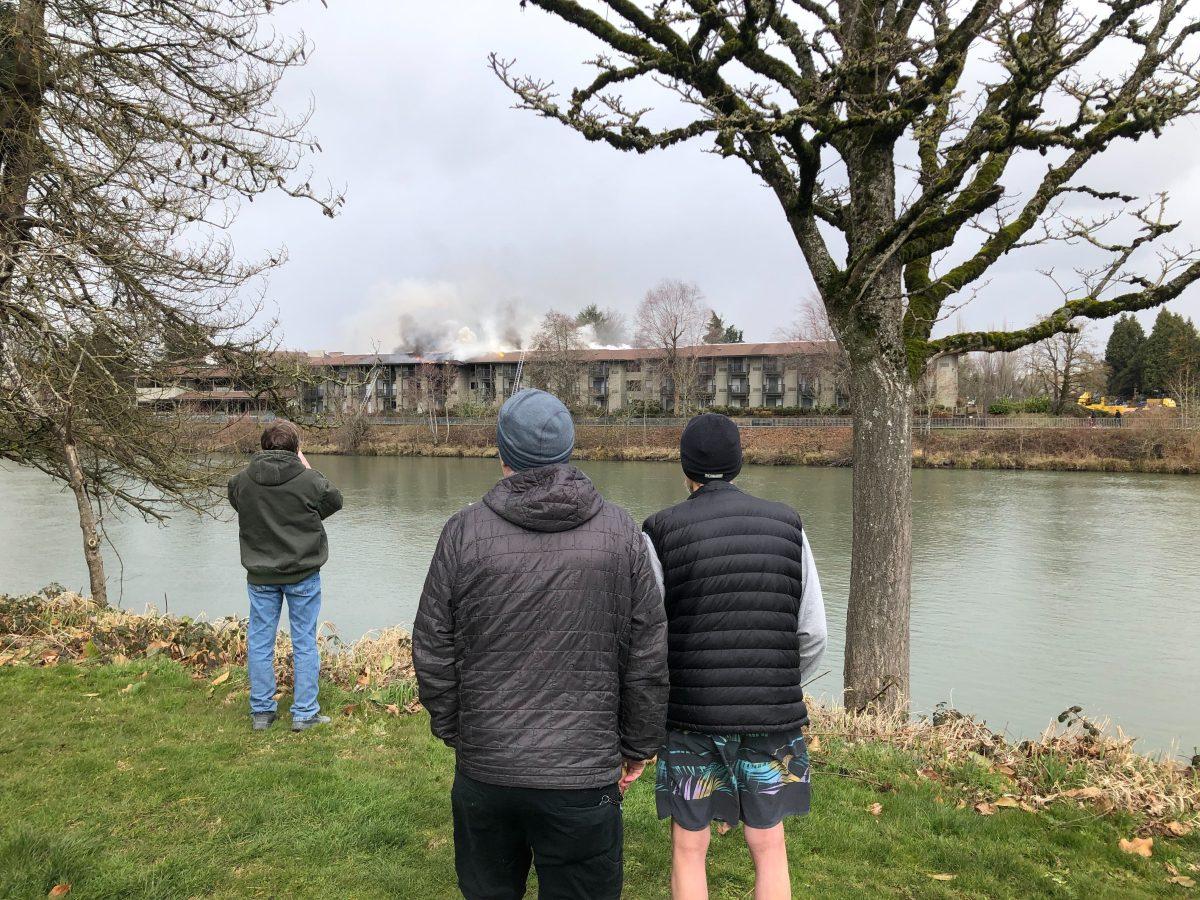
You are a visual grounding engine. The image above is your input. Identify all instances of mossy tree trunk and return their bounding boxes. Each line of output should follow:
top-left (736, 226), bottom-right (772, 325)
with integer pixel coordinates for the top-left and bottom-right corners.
top-left (62, 439), bottom-right (109, 607)
top-left (843, 351), bottom-right (913, 711)
top-left (832, 134), bottom-right (917, 713)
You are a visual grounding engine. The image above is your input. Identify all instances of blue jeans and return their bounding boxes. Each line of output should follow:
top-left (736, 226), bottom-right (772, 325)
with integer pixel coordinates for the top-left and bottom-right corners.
top-left (247, 571), bottom-right (322, 720)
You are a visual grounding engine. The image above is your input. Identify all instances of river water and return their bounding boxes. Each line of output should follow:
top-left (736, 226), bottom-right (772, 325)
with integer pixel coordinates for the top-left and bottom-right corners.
top-left (2, 456), bottom-right (1196, 755)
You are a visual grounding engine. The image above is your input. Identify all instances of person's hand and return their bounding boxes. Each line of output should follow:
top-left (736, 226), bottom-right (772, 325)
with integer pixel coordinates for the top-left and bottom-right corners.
top-left (297, 449), bottom-right (311, 469)
top-left (619, 758), bottom-right (648, 795)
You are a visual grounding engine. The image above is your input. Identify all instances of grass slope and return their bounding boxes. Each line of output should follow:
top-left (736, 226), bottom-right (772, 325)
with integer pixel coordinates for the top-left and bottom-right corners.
top-left (1, 661), bottom-right (1196, 899)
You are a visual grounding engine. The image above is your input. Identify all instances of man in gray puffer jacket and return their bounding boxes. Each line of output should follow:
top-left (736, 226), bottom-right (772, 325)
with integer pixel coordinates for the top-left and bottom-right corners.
top-left (413, 388), bottom-right (668, 900)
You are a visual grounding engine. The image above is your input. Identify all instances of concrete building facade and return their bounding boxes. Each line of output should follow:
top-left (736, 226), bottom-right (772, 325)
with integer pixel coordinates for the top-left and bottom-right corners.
top-left (142, 342), bottom-right (960, 415)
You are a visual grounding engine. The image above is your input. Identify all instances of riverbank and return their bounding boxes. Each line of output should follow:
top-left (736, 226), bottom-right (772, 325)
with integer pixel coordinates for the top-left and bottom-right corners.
top-left (3, 590), bottom-right (1198, 897)
top-left (209, 419), bottom-right (1200, 474)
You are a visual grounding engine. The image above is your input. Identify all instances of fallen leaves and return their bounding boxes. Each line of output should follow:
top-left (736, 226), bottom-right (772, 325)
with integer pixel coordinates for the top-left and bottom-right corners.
top-left (974, 801), bottom-right (995, 816)
top-left (1118, 836), bottom-right (1153, 858)
top-left (1168, 876), bottom-right (1196, 888)
top-left (48, 885), bottom-right (71, 897)
top-left (868, 802), bottom-right (883, 817)
top-left (1164, 821), bottom-right (1193, 838)
top-left (927, 873), bottom-right (956, 881)
top-left (209, 670), bottom-right (230, 687)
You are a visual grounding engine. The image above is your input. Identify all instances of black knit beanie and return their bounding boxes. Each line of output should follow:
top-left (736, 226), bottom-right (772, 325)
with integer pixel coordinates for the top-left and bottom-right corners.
top-left (680, 413), bottom-right (742, 483)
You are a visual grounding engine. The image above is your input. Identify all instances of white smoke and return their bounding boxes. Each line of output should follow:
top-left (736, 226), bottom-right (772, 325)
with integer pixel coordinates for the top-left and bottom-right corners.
top-left (575, 322), bottom-right (630, 351)
top-left (337, 277), bottom-right (633, 357)
top-left (337, 278), bottom-right (542, 357)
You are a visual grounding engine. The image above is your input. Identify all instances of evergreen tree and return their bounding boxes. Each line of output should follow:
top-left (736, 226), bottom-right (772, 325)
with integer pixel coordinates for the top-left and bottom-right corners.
top-left (1104, 314), bottom-right (1146, 399)
top-left (703, 311), bottom-right (745, 344)
top-left (1141, 310), bottom-right (1200, 394)
top-left (703, 311), bottom-right (726, 344)
top-left (575, 304), bottom-right (627, 345)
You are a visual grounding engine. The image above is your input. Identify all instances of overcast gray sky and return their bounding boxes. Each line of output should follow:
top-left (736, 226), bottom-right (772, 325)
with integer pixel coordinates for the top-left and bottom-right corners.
top-left (231, 1), bottom-right (1200, 353)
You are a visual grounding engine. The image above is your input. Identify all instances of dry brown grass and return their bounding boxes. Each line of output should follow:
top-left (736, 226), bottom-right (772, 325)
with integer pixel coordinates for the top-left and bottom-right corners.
top-left (194, 418), bottom-right (1200, 474)
top-left (809, 703), bottom-right (1199, 832)
top-left (0, 588), bottom-right (415, 698)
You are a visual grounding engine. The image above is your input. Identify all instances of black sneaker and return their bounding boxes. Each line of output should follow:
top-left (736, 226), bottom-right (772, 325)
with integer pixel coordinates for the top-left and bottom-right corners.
top-left (251, 712), bottom-right (277, 732)
top-left (292, 714), bottom-right (331, 732)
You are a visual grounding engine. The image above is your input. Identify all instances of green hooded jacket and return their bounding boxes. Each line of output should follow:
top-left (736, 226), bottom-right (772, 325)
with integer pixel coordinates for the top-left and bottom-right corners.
top-left (227, 450), bottom-right (343, 585)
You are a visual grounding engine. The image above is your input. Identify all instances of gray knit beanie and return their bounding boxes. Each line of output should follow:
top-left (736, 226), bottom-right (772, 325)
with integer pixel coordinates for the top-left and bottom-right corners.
top-left (496, 389), bottom-right (575, 471)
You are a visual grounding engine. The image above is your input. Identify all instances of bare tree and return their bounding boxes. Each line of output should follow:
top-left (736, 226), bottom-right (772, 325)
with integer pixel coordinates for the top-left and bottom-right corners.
top-left (528, 310), bottom-right (587, 404)
top-left (635, 278), bottom-right (705, 413)
top-left (959, 348), bottom-right (1030, 413)
top-left (0, 0), bottom-right (340, 605)
top-left (495, 1), bottom-right (1200, 712)
top-left (1028, 323), bottom-right (1098, 415)
top-left (782, 299), bottom-right (849, 407)
top-left (416, 359), bottom-right (456, 442)
top-left (1171, 348), bottom-right (1200, 427)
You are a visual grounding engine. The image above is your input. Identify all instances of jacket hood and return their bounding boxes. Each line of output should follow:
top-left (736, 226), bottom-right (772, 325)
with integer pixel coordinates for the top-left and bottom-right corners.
top-left (246, 450), bottom-right (306, 487)
top-left (483, 464), bottom-right (604, 533)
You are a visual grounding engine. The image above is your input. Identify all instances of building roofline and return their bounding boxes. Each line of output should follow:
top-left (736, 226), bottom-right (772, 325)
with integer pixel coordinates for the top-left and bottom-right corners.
top-left (300, 340), bottom-right (843, 367)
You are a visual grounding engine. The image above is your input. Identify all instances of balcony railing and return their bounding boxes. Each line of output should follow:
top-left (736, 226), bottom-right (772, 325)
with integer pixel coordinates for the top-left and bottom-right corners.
top-left (764, 378), bottom-right (784, 395)
top-left (728, 378), bottom-right (750, 395)
top-left (728, 360), bottom-right (749, 375)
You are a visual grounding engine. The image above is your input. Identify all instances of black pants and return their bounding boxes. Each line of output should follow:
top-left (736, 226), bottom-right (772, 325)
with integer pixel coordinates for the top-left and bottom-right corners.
top-left (451, 770), bottom-right (623, 900)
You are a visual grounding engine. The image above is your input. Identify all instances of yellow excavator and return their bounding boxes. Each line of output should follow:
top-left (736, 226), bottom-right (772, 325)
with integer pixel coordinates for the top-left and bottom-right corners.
top-left (1077, 392), bottom-right (1176, 414)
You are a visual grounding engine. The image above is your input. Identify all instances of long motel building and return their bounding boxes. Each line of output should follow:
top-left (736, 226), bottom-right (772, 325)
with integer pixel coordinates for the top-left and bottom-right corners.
top-left (139, 342), bottom-right (961, 416)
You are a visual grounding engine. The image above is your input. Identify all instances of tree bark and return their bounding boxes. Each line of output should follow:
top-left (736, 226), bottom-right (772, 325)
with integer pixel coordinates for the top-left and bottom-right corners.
top-left (843, 354), bottom-right (913, 713)
top-left (62, 439), bottom-right (108, 607)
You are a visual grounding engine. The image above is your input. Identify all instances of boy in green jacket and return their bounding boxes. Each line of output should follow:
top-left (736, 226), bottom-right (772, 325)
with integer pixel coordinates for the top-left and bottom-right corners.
top-left (228, 420), bottom-right (343, 731)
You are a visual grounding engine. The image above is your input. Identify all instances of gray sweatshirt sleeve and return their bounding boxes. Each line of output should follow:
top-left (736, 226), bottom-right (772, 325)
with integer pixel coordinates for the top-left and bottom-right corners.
top-left (642, 532), bottom-right (665, 599)
top-left (797, 528), bottom-right (828, 681)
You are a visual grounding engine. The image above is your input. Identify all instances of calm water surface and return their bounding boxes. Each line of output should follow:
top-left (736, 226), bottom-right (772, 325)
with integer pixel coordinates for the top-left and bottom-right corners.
top-left (2, 456), bottom-right (1196, 754)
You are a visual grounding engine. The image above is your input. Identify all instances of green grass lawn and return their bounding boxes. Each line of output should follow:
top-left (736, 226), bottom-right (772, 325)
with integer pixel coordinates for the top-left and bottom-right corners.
top-left (1, 660), bottom-right (1196, 899)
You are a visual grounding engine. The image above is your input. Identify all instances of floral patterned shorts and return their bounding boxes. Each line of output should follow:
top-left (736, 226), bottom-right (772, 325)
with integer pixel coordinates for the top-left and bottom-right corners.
top-left (655, 729), bottom-right (811, 831)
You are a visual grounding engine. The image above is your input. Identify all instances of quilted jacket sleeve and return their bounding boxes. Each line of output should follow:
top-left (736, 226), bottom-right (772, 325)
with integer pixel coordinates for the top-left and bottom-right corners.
top-left (618, 532), bottom-right (669, 761)
top-left (413, 514), bottom-right (464, 748)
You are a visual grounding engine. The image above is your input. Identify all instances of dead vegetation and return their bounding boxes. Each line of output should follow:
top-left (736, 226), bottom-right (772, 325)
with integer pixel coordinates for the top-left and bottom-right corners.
top-left (198, 417), bottom-right (1200, 474)
top-left (0, 586), bottom-right (414, 703)
top-left (809, 703), bottom-right (1199, 834)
